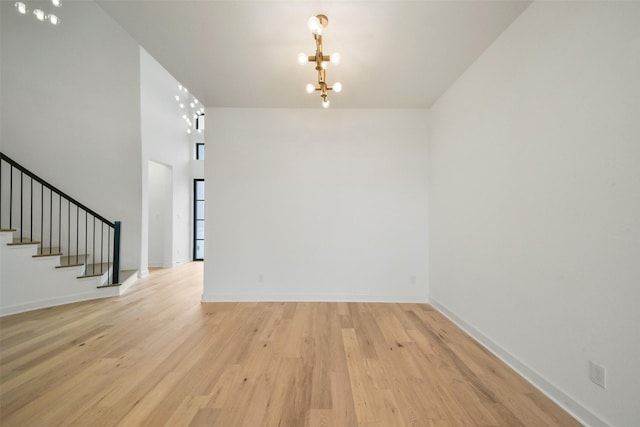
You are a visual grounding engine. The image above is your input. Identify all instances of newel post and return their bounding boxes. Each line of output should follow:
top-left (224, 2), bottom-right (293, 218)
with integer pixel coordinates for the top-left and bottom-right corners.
top-left (113, 221), bottom-right (121, 284)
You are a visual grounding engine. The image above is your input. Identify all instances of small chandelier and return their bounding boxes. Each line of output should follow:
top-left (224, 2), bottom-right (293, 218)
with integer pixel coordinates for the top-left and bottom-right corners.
top-left (298, 15), bottom-right (342, 108)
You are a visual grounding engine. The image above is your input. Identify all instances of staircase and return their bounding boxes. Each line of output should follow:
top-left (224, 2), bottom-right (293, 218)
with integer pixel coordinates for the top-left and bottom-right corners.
top-left (0, 153), bottom-right (136, 316)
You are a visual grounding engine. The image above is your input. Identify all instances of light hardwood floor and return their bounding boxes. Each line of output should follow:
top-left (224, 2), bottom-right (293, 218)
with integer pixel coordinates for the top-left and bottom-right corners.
top-left (0, 262), bottom-right (581, 426)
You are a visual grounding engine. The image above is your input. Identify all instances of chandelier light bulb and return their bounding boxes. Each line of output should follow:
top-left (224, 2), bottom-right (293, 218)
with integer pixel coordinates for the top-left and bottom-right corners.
top-left (49, 14), bottom-right (59, 25)
top-left (307, 16), bottom-right (322, 35)
top-left (187, 128), bottom-right (191, 134)
top-left (179, 103), bottom-right (184, 109)
top-left (322, 99), bottom-right (330, 109)
top-left (297, 53), bottom-right (308, 66)
top-left (52, 0), bottom-right (61, 6)
top-left (190, 102), bottom-right (195, 108)
top-left (178, 84), bottom-right (183, 90)
top-left (333, 82), bottom-right (342, 93)
top-left (194, 99), bottom-right (199, 104)
top-left (175, 95), bottom-right (180, 101)
top-left (33, 9), bottom-right (46, 21)
top-left (15, 2), bottom-right (28, 14)
top-left (305, 84), bottom-right (315, 94)
top-left (330, 53), bottom-right (341, 65)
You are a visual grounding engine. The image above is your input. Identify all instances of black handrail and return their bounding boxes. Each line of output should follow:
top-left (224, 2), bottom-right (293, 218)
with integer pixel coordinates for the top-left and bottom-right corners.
top-left (0, 153), bottom-right (114, 227)
top-left (0, 152), bottom-right (121, 285)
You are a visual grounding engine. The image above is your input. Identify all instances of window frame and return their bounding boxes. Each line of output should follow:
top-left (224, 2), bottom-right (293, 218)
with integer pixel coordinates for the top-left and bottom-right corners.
top-left (193, 178), bottom-right (205, 261)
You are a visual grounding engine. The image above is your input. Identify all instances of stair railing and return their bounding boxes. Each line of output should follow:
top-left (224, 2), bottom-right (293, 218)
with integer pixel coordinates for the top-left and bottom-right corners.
top-left (0, 153), bottom-right (121, 284)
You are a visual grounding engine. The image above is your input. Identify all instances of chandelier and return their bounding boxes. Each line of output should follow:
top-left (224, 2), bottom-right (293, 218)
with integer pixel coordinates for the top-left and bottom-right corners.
top-left (297, 15), bottom-right (342, 108)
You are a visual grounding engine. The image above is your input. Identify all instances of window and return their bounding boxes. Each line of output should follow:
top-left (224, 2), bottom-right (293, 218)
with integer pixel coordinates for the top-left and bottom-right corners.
top-left (196, 143), bottom-right (205, 160)
top-left (193, 179), bottom-right (204, 260)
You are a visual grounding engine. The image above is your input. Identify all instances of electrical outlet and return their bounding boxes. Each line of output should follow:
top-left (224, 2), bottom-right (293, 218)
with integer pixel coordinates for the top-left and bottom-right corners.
top-left (589, 361), bottom-right (606, 389)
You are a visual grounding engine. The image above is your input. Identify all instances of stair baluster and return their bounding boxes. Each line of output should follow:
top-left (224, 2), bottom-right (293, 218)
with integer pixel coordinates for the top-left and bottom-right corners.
top-left (0, 152), bottom-right (121, 284)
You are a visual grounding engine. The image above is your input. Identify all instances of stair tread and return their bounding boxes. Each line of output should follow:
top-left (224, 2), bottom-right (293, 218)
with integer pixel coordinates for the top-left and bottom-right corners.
top-left (8, 238), bottom-right (40, 245)
top-left (56, 255), bottom-right (89, 268)
top-left (33, 247), bottom-right (63, 257)
top-left (97, 283), bottom-right (121, 289)
top-left (78, 263), bottom-right (113, 278)
top-left (112, 269), bottom-right (137, 286)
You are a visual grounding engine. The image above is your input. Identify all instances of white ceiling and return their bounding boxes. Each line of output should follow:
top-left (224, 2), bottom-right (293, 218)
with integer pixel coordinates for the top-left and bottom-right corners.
top-left (97, 0), bottom-right (531, 109)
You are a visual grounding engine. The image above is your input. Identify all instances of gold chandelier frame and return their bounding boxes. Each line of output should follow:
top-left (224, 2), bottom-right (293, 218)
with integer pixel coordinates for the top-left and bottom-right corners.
top-left (299, 15), bottom-right (342, 108)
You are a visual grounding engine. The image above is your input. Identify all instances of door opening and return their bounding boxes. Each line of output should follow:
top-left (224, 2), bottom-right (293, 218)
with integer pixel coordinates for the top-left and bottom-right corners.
top-left (148, 161), bottom-right (173, 267)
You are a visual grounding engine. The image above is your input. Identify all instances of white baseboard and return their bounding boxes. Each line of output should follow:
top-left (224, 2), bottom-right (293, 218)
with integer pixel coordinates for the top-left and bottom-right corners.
top-left (0, 290), bottom-right (114, 317)
top-left (428, 298), bottom-right (608, 427)
top-left (201, 293), bottom-right (429, 303)
top-left (118, 270), bottom-right (138, 294)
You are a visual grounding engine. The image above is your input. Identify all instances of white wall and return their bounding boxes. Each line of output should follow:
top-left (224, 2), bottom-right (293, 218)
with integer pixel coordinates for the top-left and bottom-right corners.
top-left (203, 108), bottom-right (429, 302)
top-left (428, 2), bottom-right (640, 426)
top-left (1, 1), bottom-right (142, 271)
top-left (139, 48), bottom-right (193, 275)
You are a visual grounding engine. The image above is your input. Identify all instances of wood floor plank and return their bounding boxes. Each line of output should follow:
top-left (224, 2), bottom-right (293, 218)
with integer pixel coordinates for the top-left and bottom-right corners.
top-left (162, 395), bottom-right (210, 427)
top-left (188, 408), bottom-right (221, 427)
top-left (307, 408), bottom-right (334, 427)
top-left (342, 328), bottom-right (382, 425)
top-left (0, 262), bottom-right (582, 426)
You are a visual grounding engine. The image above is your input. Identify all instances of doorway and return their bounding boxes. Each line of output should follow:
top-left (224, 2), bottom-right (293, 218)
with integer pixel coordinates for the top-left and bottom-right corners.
top-left (148, 161), bottom-right (173, 267)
